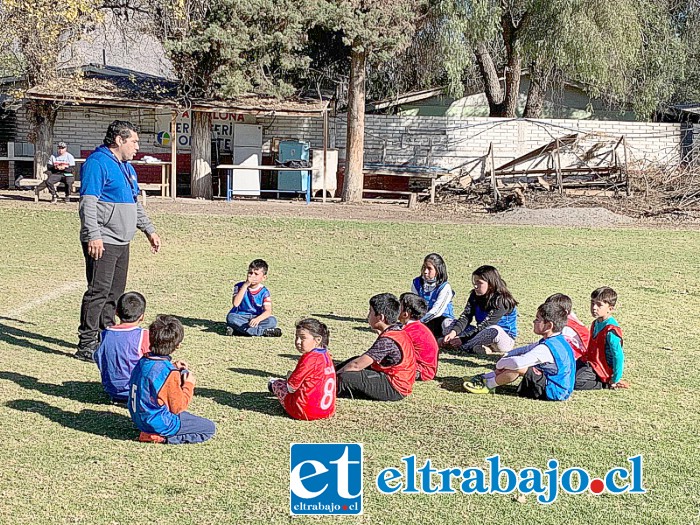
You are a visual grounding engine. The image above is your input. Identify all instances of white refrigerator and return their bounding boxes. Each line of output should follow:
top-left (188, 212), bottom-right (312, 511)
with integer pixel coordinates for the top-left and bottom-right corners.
top-left (231, 124), bottom-right (263, 196)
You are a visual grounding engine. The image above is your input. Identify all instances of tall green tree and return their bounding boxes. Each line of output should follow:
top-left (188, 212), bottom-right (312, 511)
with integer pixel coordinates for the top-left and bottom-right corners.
top-left (148, 0), bottom-right (313, 198)
top-left (0, 0), bottom-right (101, 179)
top-left (318, 0), bottom-right (429, 203)
top-left (435, 0), bottom-right (680, 119)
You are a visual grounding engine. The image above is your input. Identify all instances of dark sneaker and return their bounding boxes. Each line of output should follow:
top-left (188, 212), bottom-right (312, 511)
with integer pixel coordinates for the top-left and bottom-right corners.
top-left (225, 326), bottom-right (235, 336)
top-left (74, 348), bottom-right (95, 362)
top-left (50, 195), bottom-right (58, 204)
top-left (262, 327), bottom-right (282, 337)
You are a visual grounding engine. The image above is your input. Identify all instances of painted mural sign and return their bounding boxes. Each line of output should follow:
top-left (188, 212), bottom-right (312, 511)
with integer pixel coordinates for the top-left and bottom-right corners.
top-left (155, 111), bottom-right (256, 150)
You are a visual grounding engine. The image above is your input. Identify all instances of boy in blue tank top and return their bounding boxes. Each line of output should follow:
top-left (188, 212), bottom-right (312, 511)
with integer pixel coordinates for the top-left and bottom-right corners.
top-left (93, 291), bottom-right (149, 403)
top-left (225, 259), bottom-right (281, 337)
top-left (463, 301), bottom-right (575, 401)
top-left (128, 315), bottom-right (215, 444)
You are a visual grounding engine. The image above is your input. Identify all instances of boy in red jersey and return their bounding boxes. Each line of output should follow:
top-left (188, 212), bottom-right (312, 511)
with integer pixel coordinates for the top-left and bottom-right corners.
top-left (575, 287), bottom-right (628, 390)
top-left (268, 318), bottom-right (335, 420)
top-left (336, 293), bottom-right (416, 401)
top-left (399, 293), bottom-right (439, 381)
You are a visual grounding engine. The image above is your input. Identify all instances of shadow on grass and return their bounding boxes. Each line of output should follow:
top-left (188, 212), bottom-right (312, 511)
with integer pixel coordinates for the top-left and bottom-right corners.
top-left (313, 313), bottom-right (367, 324)
top-left (196, 387), bottom-right (287, 418)
top-left (178, 316), bottom-right (226, 335)
top-left (278, 353), bottom-right (299, 361)
top-left (229, 367), bottom-right (273, 378)
top-left (438, 376), bottom-right (468, 392)
top-left (439, 356), bottom-right (493, 368)
top-left (352, 326), bottom-right (374, 333)
top-left (0, 319), bottom-right (75, 357)
top-left (0, 372), bottom-right (110, 404)
top-left (6, 399), bottom-right (135, 440)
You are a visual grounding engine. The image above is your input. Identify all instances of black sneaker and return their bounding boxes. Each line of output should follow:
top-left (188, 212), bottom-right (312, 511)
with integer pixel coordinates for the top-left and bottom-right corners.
top-left (74, 341), bottom-right (98, 362)
top-left (50, 195), bottom-right (58, 204)
top-left (262, 328), bottom-right (282, 337)
top-left (74, 348), bottom-right (95, 362)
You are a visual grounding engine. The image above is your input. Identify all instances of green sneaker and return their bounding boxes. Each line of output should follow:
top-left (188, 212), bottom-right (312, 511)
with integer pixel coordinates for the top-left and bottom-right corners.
top-left (463, 375), bottom-right (494, 394)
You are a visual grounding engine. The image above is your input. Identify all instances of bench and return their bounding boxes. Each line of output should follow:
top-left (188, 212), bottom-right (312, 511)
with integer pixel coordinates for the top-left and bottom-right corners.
top-left (362, 169), bottom-right (440, 204)
top-left (17, 178), bottom-right (81, 203)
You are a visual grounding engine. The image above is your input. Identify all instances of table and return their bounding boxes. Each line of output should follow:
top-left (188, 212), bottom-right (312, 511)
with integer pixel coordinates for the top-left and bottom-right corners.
top-left (216, 164), bottom-right (313, 204)
top-left (75, 159), bottom-right (172, 197)
top-left (130, 160), bottom-right (172, 197)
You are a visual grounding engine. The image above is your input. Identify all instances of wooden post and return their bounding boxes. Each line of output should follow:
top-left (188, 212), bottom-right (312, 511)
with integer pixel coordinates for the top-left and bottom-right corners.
top-left (489, 142), bottom-right (498, 201)
top-left (171, 110), bottom-right (177, 199)
top-left (323, 109), bottom-right (328, 203)
top-left (554, 139), bottom-right (563, 195)
top-left (622, 135), bottom-right (630, 196)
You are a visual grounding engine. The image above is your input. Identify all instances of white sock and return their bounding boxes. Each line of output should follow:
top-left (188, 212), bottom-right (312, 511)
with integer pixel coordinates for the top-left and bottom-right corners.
top-left (482, 372), bottom-right (498, 389)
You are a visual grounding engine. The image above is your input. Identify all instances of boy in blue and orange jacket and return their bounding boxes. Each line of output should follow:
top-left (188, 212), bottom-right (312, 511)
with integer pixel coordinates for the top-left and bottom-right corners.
top-left (128, 315), bottom-right (215, 444)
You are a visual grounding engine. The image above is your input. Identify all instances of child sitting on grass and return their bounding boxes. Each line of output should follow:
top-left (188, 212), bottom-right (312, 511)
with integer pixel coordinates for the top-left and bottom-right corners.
top-left (463, 301), bottom-right (575, 401)
top-left (399, 293), bottom-right (439, 381)
top-left (268, 318), bottom-right (336, 421)
top-left (225, 258), bottom-right (281, 337)
top-left (443, 265), bottom-right (518, 355)
top-left (575, 286), bottom-right (628, 390)
top-left (336, 293), bottom-right (416, 401)
top-left (545, 293), bottom-right (589, 359)
top-left (410, 253), bottom-right (455, 338)
top-left (93, 291), bottom-right (150, 404)
top-left (128, 315), bottom-right (215, 444)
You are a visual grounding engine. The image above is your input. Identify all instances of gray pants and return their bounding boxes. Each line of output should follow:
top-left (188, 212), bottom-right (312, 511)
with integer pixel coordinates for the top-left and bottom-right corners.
top-left (46, 172), bottom-right (75, 197)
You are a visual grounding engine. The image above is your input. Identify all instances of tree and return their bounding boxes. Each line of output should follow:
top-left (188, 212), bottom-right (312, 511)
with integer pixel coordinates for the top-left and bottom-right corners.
top-left (318, 0), bottom-right (429, 203)
top-left (435, 0), bottom-right (680, 119)
top-left (0, 0), bottom-right (101, 179)
top-left (147, 0), bottom-right (314, 199)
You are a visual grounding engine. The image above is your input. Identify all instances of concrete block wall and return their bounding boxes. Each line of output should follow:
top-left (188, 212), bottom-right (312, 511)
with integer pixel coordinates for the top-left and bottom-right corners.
top-left (2, 106), bottom-right (683, 189)
top-left (255, 114), bottom-right (682, 179)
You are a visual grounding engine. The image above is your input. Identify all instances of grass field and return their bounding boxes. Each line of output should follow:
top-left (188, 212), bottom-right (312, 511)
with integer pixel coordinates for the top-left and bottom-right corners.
top-left (0, 205), bottom-right (698, 524)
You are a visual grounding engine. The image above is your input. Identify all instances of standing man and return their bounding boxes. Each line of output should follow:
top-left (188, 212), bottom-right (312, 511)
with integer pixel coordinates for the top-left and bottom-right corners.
top-left (45, 141), bottom-right (76, 203)
top-left (75, 120), bottom-right (161, 361)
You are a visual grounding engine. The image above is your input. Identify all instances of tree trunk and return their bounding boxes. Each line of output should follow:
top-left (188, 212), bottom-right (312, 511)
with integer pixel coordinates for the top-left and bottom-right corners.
top-left (190, 111), bottom-right (212, 199)
top-left (523, 62), bottom-right (551, 118)
top-left (501, 10), bottom-right (522, 118)
top-left (28, 100), bottom-right (58, 180)
top-left (474, 42), bottom-right (505, 117)
top-left (341, 44), bottom-right (366, 203)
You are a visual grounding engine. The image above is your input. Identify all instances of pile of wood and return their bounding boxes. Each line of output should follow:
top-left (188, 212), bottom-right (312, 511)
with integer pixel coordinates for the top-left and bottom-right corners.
top-left (437, 132), bottom-right (633, 211)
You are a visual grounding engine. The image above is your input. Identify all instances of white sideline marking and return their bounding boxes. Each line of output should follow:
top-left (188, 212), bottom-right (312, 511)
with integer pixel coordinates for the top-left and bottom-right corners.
top-left (4, 281), bottom-right (84, 318)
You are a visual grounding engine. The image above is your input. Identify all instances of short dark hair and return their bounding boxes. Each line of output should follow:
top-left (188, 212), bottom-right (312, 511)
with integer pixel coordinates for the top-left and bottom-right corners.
top-left (545, 293), bottom-right (572, 315)
top-left (536, 302), bottom-right (568, 332)
top-left (591, 286), bottom-right (617, 307)
top-left (116, 291), bottom-right (146, 323)
top-left (399, 292), bottom-right (427, 321)
top-left (103, 120), bottom-right (138, 147)
top-left (148, 315), bottom-right (184, 356)
top-left (369, 293), bottom-right (400, 325)
top-left (295, 318), bottom-right (330, 348)
top-left (249, 258), bottom-right (269, 275)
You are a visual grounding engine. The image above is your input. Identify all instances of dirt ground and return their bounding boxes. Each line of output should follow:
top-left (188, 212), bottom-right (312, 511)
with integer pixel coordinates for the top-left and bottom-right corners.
top-left (1, 189), bottom-right (698, 229)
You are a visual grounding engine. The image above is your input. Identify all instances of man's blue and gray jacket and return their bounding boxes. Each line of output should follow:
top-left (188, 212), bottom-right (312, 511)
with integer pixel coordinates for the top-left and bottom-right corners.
top-left (79, 145), bottom-right (155, 245)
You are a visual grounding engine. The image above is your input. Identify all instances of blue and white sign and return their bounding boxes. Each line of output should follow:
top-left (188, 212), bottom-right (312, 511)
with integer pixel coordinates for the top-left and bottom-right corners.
top-left (290, 443), bottom-right (363, 515)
